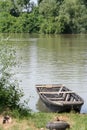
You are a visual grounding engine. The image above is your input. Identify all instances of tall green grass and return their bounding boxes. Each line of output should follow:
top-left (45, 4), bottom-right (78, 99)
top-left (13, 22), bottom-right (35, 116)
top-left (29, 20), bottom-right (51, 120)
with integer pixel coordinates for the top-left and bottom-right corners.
top-left (0, 112), bottom-right (87, 130)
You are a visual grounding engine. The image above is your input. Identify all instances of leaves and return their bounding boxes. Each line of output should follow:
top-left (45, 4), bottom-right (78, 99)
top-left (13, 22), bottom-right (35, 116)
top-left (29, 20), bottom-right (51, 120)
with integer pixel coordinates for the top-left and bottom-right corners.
top-left (0, 43), bottom-right (24, 110)
top-left (0, 0), bottom-right (87, 33)
top-left (39, 0), bottom-right (59, 17)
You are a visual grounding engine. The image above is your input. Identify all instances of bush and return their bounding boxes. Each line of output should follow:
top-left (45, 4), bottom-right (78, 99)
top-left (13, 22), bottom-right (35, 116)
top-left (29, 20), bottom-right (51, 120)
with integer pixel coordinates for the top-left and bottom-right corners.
top-left (0, 41), bottom-right (24, 112)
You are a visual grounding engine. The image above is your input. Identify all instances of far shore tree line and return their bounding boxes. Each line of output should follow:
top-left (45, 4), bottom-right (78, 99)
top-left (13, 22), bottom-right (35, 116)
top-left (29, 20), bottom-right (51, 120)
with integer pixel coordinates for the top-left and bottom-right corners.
top-left (0, 0), bottom-right (87, 34)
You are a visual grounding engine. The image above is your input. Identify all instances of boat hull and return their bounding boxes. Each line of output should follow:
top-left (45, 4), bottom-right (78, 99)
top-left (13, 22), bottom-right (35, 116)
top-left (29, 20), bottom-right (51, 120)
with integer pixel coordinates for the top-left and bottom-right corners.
top-left (36, 84), bottom-right (84, 113)
top-left (39, 93), bottom-right (81, 112)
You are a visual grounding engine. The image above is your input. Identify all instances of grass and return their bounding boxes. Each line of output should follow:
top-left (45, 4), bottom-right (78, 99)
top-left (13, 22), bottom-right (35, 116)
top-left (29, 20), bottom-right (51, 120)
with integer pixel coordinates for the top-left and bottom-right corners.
top-left (0, 112), bottom-right (87, 130)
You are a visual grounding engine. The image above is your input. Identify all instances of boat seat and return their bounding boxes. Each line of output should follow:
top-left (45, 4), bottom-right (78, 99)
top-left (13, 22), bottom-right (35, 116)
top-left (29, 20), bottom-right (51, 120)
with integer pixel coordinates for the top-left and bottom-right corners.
top-left (47, 97), bottom-right (64, 101)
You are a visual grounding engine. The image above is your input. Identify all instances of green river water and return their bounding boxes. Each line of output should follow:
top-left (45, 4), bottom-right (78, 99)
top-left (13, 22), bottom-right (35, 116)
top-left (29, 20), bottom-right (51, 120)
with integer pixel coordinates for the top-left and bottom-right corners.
top-left (1, 34), bottom-right (87, 113)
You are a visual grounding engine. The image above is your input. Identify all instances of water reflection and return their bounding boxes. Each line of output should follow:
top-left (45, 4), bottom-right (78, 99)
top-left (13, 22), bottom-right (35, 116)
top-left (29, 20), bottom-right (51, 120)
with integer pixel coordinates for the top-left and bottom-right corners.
top-left (1, 34), bottom-right (87, 113)
top-left (36, 98), bottom-right (52, 112)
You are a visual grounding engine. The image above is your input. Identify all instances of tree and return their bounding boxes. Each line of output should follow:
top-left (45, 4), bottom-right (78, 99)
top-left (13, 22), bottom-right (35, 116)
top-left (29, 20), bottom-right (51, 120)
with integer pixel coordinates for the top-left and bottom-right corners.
top-left (16, 0), bottom-right (34, 12)
top-left (9, 0), bottom-right (19, 17)
top-left (39, 0), bottom-right (59, 17)
top-left (82, 0), bottom-right (87, 6)
top-left (38, 0), bottom-right (43, 4)
top-left (0, 0), bottom-right (19, 17)
top-left (58, 0), bottom-right (87, 33)
top-left (0, 0), bottom-right (12, 12)
top-left (55, 0), bottom-right (64, 5)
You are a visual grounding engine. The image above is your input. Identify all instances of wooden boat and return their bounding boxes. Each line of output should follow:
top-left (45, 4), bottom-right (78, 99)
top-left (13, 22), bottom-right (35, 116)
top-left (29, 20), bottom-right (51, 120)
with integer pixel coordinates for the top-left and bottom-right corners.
top-left (36, 84), bottom-right (84, 112)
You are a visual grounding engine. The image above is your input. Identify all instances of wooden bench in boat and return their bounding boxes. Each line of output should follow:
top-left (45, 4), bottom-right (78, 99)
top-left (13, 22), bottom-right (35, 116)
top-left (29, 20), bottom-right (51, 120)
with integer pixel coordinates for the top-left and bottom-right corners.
top-left (47, 97), bottom-right (64, 100)
top-left (53, 101), bottom-right (83, 105)
top-left (36, 84), bottom-right (64, 88)
top-left (39, 91), bottom-right (75, 94)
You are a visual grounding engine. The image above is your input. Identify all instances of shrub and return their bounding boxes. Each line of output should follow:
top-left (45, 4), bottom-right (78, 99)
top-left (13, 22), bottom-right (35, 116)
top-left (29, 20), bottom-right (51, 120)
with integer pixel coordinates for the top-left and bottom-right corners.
top-left (0, 41), bottom-right (24, 111)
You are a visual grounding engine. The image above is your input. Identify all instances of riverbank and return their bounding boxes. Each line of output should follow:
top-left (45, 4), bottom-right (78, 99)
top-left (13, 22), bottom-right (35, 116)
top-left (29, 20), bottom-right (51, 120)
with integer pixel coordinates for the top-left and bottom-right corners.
top-left (0, 112), bottom-right (87, 130)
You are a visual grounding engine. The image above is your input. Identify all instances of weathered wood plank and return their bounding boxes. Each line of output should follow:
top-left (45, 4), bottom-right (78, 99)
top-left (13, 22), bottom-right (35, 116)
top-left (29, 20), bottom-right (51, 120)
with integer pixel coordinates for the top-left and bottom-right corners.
top-left (63, 101), bottom-right (83, 105)
top-left (39, 91), bottom-right (74, 94)
top-left (53, 101), bottom-right (83, 105)
top-left (65, 94), bottom-right (70, 101)
top-left (36, 84), bottom-right (64, 88)
top-left (47, 97), bottom-right (64, 100)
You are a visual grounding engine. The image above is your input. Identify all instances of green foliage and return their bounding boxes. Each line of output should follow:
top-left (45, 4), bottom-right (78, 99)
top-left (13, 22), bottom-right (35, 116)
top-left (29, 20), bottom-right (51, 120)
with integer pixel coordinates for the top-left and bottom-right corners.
top-left (39, 0), bottom-right (87, 34)
top-left (38, 0), bottom-right (43, 5)
top-left (39, 0), bottom-right (59, 17)
top-left (82, 0), bottom-right (87, 6)
top-left (55, 0), bottom-right (64, 5)
top-left (29, 112), bottom-right (87, 130)
top-left (32, 112), bottom-right (53, 128)
top-left (0, 40), bottom-right (32, 117)
top-left (58, 0), bottom-right (87, 33)
top-left (40, 18), bottom-right (56, 34)
top-left (0, 0), bottom-right (12, 12)
top-left (0, 0), bottom-right (87, 33)
top-left (0, 12), bottom-right (16, 33)
top-left (16, 0), bottom-right (35, 13)
top-left (10, 8), bottom-right (20, 17)
top-left (0, 77), bottom-right (23, 109)
top-left (16, 0), bottom-right (30, 8)
top-left (0, 0), bottom-right (19, 17)
top-left (0, 42), bottom-right (23, 111)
